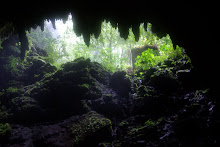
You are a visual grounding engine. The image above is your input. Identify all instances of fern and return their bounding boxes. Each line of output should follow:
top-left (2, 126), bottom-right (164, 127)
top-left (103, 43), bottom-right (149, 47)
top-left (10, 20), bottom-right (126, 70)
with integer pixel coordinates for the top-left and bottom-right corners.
top-left (4, 55), bottom-right (19, 76)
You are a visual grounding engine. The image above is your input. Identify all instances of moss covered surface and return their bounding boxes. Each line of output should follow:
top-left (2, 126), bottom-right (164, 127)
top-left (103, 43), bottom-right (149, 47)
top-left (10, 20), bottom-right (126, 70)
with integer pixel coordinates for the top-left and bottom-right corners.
top-left (0, 123), bottom-right (11, 142)
top-left (0, 54), bottom-right (217, 146)
top-left (70, 111), bottom-right (112, 146)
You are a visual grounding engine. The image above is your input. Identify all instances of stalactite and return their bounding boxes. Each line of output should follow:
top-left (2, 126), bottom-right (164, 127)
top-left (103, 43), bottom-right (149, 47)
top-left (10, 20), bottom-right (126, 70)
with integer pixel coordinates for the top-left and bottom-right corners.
top-left (62, 14), bottom-right (68, 24)
top-left (94, 24), bottom-right (101, 39)
top-left (40, 20), bottom-right (44, 32)
top-left (83, 32), bottom-right (90, 46)
top-left (118, 23), bottom-right (129, 40)
top-left (132, 23), bottom-right (140, 42)
top-left (51, 19), bottom-right (56, 30)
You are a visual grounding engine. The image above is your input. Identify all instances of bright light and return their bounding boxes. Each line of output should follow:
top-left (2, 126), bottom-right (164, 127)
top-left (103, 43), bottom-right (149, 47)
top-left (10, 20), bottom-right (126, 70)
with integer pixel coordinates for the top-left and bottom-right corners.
top-left (53, 14), bottom-right (84, 51)
top-left (55, 14), bottom-right (73, 36)
top-left (28, 15), bottom-right (180, 72)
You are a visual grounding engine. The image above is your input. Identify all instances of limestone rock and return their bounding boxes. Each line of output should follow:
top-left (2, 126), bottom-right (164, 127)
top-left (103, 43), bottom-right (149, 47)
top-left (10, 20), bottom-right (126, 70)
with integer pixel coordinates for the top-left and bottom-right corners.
top-left (109, 71), bottom-right (131, 98)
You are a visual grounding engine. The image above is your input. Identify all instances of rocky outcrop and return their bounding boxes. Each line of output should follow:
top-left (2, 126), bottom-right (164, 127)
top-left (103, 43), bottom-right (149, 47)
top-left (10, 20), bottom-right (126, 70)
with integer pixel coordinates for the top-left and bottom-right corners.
top-left (0, 58), bottom-right (119, 122)
top-left (6, 111), bottom-right (112, 146)
top-left (0, 55), bottom-right (217, 146)
top-left (25, 58), bottom-right (57, 85)
top-left (109, 71), bottom-right (131, 98)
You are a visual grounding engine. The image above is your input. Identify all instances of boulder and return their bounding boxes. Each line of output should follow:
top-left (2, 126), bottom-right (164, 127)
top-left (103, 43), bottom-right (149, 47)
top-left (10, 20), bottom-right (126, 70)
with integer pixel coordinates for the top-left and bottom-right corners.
top-left (89, 62), bottom-right (110, 84)
top-left (26, 59), bottom-right (57, 85)
top-left (10, 96), bottom-right (45, 121)
top-left (109, 71), bottom-right (131, 98)
top-left (88, 93), bottom-right (126, 118)
top-left (133, 84), bottom-right (179, 116)
top-left (18, 58), bottom-right (111, 120)
top-left (70, 111), bottom-right (112, 146)
top-left (7, 111), bottom-right (112, 146)
top-left (61, 57), bottom-right (91, 72)
top-left (148, 69), bottom-right (180, 93)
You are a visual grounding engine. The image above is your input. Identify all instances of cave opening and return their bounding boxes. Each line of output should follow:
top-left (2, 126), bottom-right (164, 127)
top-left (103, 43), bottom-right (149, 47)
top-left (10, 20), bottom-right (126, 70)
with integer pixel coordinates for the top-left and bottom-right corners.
top-left (0, 8), bottom-right (217, 146)
top-left (16, 13), bottom-right (191, 73)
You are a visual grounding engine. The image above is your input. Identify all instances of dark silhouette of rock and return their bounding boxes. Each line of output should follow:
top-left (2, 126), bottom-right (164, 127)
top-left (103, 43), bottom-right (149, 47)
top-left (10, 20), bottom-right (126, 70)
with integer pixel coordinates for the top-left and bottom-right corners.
top-left (109, 71), bottom-right (131, 98)
top-left (148, 69), bottom-right (180, 93)
top-left (7, 111), bottom-right (112, 146)
top-left (0, 56), bottom-right (216, 146)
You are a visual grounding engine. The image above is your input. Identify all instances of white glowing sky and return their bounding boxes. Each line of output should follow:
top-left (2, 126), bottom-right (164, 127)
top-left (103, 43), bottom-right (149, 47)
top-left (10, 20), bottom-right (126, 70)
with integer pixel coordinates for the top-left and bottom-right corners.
top-left (52, 14), bottom-right (84, 51)
top-left (55, 14), bottom-right (73, 36)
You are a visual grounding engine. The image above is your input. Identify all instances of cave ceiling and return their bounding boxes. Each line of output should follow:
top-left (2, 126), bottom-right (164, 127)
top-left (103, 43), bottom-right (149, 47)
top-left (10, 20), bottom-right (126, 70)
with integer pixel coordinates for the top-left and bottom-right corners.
top-left (1, 2), bottom-right (213, 46)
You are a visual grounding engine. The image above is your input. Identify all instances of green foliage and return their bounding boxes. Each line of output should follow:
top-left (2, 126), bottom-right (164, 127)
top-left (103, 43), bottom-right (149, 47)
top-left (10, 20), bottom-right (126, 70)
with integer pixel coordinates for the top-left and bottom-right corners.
top-left (27, 14), bottom-right (190, 72)
top-left (0, 100), bottom-right (9, 120)
top-left (89, 21), bottom-right (128, 71)
top-left (135, 34), bottom-right (190, 71)
top-left (0, 92), bottom-right (4, 97)
top-left (6, 87), bottom-right (18, 93)
top-left (78, 83), bottom-right (90, 89)
top-left (0, 110), bottom-right (9, 120)
top-left (0, 123), bottom-right (11, 137)
top-left (27, 26), bottom-right (60, 65)
top-left (144, 119), bottom-right (156, 127)
top-left (10, 42), bottom-right (21, 53)
top-left (119, 120), bottom-right (129, 126)
top-left (144, 118), bottom-right (164, 127)
top-left (70, 112), bottom-right (112, 145)
top-left (0, 37), bottom-right (3, 50)
top-left (4, 55), bottom-right (19, 76)
top-left (135, 49), bottom-right (157, 70)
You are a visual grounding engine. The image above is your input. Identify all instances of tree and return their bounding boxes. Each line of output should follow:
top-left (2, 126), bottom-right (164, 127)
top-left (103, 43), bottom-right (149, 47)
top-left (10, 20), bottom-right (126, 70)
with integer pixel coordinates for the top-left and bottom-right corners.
top-left (26, 14), bottom-right (188, 72)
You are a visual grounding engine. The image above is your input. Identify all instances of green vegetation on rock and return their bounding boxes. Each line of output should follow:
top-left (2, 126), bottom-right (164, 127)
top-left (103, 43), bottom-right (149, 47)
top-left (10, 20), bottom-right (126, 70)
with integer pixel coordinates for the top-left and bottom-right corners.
top-left (4, 55), bottom-right (19, 76)
top-left (0, 123), bottom-right (11, 140)
top-left (70, 111), bottom-right (112, 145)
top-left (6, 86), bottom-right (18, 93)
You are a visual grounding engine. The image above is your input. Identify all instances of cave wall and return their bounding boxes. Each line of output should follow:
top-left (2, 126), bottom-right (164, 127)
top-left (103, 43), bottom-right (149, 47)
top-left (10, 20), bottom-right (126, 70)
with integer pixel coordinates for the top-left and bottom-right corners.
top-left (0, 2), bottom-right (218, 88)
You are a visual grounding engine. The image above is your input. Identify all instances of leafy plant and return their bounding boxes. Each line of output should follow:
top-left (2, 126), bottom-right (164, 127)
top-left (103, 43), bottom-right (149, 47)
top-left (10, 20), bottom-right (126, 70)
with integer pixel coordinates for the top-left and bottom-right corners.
top-left (135, 49), bottom-right (157, 70)
top-left (0, 123), bottom-right (11, 137)
top-left (6, 87), bottom-right (18, 93)
top-left (4, 55), bottom-right (19, 76)
top-left (144, 119), bottom-right (156, 127)
top-left (134, 33), bottom-right (190, 72)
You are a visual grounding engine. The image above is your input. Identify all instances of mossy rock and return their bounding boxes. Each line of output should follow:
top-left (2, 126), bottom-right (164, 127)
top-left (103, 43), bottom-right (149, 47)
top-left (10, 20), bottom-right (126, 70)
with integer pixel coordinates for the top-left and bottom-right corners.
top-left (137, 85), bottom-right (155, 97)
top-left (109, 71), bottom-right (131, 98)
top-left (3, 57), bottom-right (112, 121)
top-left (86, 83), bottom-right (102, 100)
top-left (62, 57), bottom-right (91, 72)
top-left (10, 96), bottom-right (44, 121)
top-left (31, 58), bottom-right (46, 68)
top-left (0, 123), bottom-right (11, 143)
top-left (148, 68), bottom-right (179, 93)
top-left (89, 62), bottom-right (110, 84)
top-left (3, 86), bottom-right (21, 98)
top-left (70, 111), bottom-right (112, 146)
top-left (26, 58), bottom-right (57, 85)
top-left (60, 69), bottom-right (91, 84)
